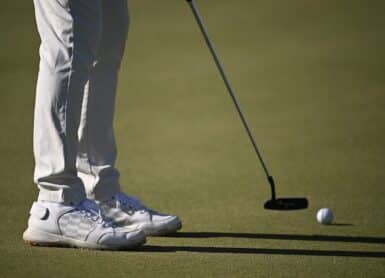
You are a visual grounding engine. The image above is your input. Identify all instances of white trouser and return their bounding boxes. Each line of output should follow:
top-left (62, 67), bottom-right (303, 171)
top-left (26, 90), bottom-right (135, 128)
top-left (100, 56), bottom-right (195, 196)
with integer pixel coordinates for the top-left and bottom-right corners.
top-left (33, 0), bottom-right (129, 204)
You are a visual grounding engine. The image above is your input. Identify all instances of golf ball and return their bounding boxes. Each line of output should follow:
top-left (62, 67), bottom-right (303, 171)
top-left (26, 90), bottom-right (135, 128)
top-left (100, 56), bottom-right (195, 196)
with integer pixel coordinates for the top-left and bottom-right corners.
top-left (316, 208), bottom-right (334, 225)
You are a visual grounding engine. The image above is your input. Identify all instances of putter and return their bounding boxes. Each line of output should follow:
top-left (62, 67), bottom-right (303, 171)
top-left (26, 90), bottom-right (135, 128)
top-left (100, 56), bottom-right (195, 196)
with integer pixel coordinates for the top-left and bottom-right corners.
top-left (186, 0), bottom-right (308, 210)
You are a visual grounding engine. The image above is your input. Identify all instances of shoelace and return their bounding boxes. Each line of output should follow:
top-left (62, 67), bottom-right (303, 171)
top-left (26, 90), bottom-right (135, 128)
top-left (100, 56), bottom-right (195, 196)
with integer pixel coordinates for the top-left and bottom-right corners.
top-left (112, 194), bottom-right (153, 215)
top-left (76, 199), bottom-right (115, 227)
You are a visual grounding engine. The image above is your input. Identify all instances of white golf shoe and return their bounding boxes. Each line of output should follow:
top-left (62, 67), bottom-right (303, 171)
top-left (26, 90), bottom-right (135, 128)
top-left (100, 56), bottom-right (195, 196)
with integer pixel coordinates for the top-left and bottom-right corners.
top-left (99, 192), bottom-right (182, 236)
top-left (23, 199), bottom-right (146, 250)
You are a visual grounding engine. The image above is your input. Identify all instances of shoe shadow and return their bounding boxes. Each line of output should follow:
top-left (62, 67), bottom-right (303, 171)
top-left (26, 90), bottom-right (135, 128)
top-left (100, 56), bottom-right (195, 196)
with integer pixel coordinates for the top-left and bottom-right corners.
top-left (135, 245), bottom-right (385, 258)
top-left (124, 231), bottom-right (385, 258)
top-left (163, 231), bottom-right (385, 244)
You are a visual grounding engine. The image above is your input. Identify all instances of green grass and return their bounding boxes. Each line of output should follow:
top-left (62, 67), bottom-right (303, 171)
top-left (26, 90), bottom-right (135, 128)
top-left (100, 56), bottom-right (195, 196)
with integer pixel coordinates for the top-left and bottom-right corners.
top-left (1, 0), bottom-right (385, 277)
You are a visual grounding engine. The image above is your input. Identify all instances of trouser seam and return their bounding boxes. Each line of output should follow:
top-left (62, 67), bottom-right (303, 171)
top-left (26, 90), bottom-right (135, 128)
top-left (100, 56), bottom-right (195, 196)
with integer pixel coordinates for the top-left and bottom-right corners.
top-left (63, 0), bottom-right (74, 166)
top-left (85, 79), bottom-right (97, 189)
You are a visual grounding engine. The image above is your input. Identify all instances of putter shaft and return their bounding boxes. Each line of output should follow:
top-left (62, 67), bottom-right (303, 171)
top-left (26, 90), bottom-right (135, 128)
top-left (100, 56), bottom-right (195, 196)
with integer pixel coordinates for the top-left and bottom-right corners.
top-left (187, 0), bottom-right (275, 199)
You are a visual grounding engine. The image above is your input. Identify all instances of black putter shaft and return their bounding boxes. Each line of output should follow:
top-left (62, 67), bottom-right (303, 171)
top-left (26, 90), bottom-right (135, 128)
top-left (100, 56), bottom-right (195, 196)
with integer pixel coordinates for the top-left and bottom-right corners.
top-left (186, 0), bottom-right (276, 200)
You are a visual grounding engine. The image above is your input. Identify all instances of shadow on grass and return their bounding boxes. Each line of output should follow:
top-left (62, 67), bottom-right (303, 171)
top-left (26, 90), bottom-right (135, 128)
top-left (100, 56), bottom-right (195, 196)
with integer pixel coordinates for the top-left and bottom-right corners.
top-left (137, 245), bottom-right (385, 258)
top-left (164, 232), bottom-right (385, 244)
top-left (130, 231), bottom-right (385, 258)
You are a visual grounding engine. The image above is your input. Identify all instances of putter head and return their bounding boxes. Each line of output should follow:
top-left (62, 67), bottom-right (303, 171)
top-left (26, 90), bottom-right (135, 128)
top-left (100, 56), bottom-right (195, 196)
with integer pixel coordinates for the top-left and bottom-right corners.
top-left (264, 198), bottom-right (308, 210)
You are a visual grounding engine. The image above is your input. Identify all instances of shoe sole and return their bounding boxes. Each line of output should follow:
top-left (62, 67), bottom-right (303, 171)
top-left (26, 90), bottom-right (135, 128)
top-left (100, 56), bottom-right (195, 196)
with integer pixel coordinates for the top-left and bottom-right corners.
top-left (23, 227), bottom-right (146, 250)
top-left (140, 217), bottom-right (182, 236)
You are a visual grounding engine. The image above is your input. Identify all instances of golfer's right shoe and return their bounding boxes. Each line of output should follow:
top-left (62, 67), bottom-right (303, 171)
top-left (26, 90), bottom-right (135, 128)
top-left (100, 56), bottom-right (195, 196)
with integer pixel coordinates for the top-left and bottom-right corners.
top-left (99, 192), bottom-right (182, 236)
top-left (23, 199), bottom-right (146, 250)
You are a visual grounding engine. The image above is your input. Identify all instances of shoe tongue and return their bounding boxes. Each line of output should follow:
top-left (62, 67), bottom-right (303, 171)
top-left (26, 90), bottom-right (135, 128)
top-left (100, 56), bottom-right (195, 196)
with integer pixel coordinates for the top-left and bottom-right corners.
top-left (116, 193), bottom-right (144, 209)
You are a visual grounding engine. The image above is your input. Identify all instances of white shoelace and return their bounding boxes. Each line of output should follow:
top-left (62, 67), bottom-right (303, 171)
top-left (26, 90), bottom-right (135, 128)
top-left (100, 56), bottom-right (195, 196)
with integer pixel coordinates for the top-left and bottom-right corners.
top-left (76, 199), bottom-right (115, 227)
top-left (111, 193), bottom-right (153, 215)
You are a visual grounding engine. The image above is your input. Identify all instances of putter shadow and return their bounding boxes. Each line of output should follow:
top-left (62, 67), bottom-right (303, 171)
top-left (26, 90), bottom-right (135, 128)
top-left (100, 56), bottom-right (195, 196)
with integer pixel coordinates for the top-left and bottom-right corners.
top-left (163, 232), bottom-right (385, 244)
top-left (135, 245), bottom-right (385, 258)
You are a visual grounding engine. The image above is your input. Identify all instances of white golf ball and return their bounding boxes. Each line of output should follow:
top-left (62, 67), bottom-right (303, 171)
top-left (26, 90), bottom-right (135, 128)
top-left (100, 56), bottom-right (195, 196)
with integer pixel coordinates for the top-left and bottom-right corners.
top-left (316, 208), bottom-right (334, 225)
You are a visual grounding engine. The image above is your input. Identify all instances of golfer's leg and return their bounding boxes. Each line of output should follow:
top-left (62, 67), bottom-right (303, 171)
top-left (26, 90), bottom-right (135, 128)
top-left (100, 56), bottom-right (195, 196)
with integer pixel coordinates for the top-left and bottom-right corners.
top-left (77, 0), bottom-right (129, 200)
top-left (33, 0), bottom-right (102, 204)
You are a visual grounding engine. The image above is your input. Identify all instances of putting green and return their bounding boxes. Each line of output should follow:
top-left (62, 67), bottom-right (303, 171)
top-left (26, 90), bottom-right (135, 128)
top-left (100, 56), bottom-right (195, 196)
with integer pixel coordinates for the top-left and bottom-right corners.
top-left (0, 0), bottom-right (384, 277)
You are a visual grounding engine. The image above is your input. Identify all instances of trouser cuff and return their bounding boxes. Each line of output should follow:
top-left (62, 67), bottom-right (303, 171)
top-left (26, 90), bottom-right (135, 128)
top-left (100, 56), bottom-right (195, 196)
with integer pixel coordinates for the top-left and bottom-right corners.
top-left (38, 182), bottom-right (86, 205)
top-left (91, 182), bottom-right (121, 202)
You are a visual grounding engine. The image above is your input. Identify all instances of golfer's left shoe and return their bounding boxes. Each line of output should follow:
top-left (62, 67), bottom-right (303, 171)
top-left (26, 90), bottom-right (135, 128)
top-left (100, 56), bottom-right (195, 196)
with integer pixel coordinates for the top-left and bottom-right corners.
top-left (98, 192), bottom-right (182, 236)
